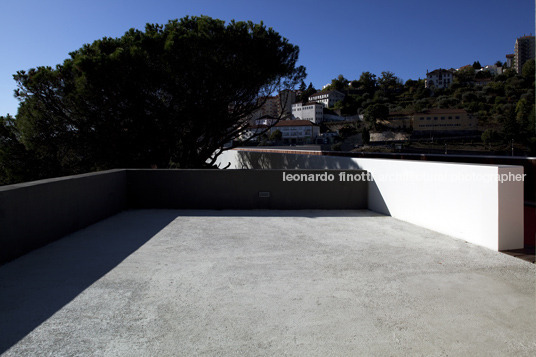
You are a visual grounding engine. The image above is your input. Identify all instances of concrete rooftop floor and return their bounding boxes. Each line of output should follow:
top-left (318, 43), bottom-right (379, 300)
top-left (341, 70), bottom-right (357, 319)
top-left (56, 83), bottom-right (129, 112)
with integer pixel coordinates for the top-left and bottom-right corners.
top-left (1, 210), bottom-right (535, 356)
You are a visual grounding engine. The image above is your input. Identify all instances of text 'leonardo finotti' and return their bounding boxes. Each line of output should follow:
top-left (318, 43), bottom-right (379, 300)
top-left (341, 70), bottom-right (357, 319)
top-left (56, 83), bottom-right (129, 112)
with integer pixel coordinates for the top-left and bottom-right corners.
top-left (282, 171), bottom-right (372, 182)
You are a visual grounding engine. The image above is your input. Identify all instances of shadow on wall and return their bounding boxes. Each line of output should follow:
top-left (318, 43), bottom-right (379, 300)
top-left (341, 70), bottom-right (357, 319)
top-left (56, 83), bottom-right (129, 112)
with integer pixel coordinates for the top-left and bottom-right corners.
top-left (234, 151), bottom-right (391, 216)
top-left (235, 151), bottom-right (361, 170)
top-left (155, 209), bottom-right (384, 218)
top-left (0, 210), bottom-right (179, 355)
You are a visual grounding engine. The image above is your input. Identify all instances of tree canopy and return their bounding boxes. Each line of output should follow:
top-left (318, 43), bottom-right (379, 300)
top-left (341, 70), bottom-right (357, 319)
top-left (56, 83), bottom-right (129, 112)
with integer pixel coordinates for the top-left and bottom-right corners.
top-left (2, 16), bottom-right (305, 183)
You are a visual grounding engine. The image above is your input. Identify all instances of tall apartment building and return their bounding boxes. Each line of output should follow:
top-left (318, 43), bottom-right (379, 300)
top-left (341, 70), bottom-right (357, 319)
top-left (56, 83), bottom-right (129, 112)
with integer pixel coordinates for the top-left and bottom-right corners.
top-left (514, 35), bottom-right (535, 73)
top-left (278, 89), bottom-right (297, 118)
top-left (505, 54), bottom-right (514, 68)
top-left (251, 90), bottom-right (297, 121)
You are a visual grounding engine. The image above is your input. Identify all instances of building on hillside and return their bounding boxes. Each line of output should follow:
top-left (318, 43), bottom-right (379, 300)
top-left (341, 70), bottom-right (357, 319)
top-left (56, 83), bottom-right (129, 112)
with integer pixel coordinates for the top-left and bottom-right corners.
top-left (251, 90), bottom-right (298, 121)
top-left (412, 109), bottom-right (476, 133)
top-left (514, 35), bottom-right (535, 73)
top-left (475, 64), bottom-right (502, 76)
top-left (271, 120), bottom-right (320, 144)
top-left (505, 54), bottom-right (515, 68)
top-left (292, 102), bottom-right (324, 124)
top-left (308, 90), bottom-right (345, 108)
top-left (483, 64), bottom-right (502, 75)
top-left (278, 89), bottom-right (297, 118)
top-left (251, 96), bottom-right (279, 121)
top-left (425, 69), bottom-right (453, 89)
top-left (379, 109), bottom-right (477, 134)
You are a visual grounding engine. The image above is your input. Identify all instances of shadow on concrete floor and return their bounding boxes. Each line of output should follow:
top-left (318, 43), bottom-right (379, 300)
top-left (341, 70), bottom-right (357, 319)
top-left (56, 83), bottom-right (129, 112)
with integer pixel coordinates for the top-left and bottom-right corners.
top-left (0, 210), bottom-right (179, 354)
top-left (0, 209), bottom-right (384, 353)
top-left (502, 247), bottom-right (536, 264)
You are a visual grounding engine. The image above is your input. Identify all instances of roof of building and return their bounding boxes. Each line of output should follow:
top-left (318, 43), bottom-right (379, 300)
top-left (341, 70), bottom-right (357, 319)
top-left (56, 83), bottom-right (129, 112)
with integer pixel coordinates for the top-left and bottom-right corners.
top-left (427, 68), bottom-right (453, 76)
top-left (5, 209), bottom-right (535, 356)
top-left (274, 120), bottom-right (316, 127)
top-left (309, 90), bottom-right (344, 98)
top-left (506, 54), bottom-right (515, 58)
top-left (457, 65), bottom-right (473, 71)
top-left (415, 108), bottom-right (467, 115)
top-left (292, 101), bottom-right (321, 107)
top-left (388, 112), bottom-right (412, 117)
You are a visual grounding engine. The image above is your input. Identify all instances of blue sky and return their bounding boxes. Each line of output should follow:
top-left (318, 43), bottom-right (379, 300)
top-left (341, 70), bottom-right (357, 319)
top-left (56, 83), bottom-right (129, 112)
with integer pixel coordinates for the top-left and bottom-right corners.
top-left (0, 0), bottom-right (534, 117)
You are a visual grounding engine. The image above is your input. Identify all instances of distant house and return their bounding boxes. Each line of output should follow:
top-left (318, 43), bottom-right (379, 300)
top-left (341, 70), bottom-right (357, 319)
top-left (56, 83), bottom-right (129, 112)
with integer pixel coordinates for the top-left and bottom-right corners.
top-left (292, 102), bottom-right (324, 124)
top-left (412, 109), bottom-right (476, 133)
top-left (481, 64), bottom-right (502, 76)
top-left (308, 90), bottom-right (345, 108)
top-left (380, 109), bottom-right (477, 134)
top-left (425, 69), bottom-right (453, 89)
top-left (271, 120), bottom-right (320, 144)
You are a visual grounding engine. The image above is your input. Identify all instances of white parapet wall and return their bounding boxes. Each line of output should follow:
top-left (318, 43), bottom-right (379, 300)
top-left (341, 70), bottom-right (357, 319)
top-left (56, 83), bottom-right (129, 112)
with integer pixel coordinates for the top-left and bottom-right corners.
top-left (216, 149), bottom-right (524, 251)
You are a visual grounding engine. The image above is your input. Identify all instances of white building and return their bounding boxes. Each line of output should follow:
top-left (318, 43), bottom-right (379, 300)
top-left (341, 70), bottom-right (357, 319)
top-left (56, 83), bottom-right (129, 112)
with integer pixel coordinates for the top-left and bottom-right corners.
top-left (425, 69), bottom-right (453, 89)
top-left (480, 64), bottom-right (502, 76)
top-left (292, 102), bottom-right (324, 124)
top-left (308, 90), bottom-right (345, 108)
top-left (240, 124), bottom-right (268, 142)
top-left (271, 120), bottom-right (320, 144)
top-left (255, 115), bottom-right (278, 126)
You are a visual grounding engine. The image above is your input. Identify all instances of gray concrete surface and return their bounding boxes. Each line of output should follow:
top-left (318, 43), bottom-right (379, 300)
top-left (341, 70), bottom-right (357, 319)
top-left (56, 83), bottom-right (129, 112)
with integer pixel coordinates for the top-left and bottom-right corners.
top-left (1, 210), bottom-right (535, 356)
